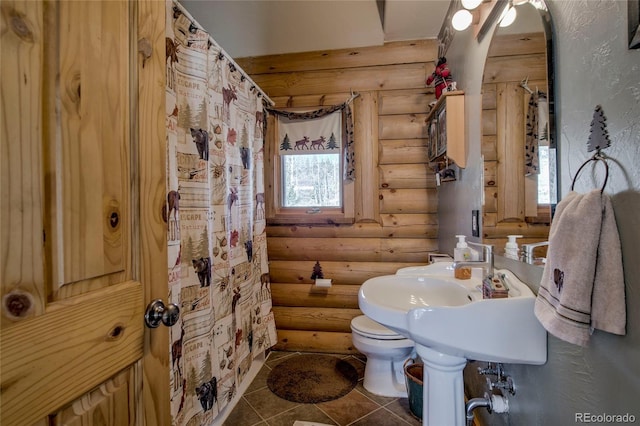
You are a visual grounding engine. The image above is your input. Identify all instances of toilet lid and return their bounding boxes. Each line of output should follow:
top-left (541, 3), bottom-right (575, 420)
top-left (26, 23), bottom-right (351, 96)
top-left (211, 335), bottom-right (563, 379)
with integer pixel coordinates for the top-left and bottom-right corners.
top-left (351, 315), bottom-right (407, 340)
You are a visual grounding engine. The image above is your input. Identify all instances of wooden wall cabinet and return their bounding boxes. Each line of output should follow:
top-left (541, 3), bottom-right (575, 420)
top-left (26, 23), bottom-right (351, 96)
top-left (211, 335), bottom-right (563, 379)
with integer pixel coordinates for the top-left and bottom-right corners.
top-left (426, 91), bottom-right (466, 168)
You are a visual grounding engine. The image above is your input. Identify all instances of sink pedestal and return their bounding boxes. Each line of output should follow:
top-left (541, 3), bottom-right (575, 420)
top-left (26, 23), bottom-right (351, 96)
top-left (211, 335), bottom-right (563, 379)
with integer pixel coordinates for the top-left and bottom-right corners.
top-left (415, 344), bottom-right (467, 426)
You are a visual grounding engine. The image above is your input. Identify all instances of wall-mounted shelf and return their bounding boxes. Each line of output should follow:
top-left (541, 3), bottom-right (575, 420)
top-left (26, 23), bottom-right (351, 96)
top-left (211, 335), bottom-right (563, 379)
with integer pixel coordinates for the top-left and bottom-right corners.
top-left (426, 90), bottom-right (466, 168)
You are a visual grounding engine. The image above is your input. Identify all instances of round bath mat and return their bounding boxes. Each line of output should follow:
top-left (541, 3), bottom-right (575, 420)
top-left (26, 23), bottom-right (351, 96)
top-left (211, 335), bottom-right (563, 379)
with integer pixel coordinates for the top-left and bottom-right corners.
top-left (267, 354), bottom-right (359, 403)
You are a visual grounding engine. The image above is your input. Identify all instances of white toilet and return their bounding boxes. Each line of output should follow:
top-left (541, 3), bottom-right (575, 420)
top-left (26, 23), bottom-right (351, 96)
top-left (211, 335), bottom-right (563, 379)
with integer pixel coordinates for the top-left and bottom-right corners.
top-left (351, 315), bottom-right (416, 397)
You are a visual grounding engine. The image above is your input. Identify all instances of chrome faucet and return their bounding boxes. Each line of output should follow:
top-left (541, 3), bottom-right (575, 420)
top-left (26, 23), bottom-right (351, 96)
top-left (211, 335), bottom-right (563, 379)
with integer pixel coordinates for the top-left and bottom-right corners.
top-left (452, 242), bottom-right (494, 278)
top-left (520, 241), bottom-right (549, 264)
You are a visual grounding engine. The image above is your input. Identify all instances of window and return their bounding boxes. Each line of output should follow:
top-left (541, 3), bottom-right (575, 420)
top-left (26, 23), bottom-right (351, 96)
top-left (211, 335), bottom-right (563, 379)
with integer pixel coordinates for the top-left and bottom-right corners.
top-left (282, 154), bottom-right (341, 207)
top-left (265, 107), bottom-right (355, 225)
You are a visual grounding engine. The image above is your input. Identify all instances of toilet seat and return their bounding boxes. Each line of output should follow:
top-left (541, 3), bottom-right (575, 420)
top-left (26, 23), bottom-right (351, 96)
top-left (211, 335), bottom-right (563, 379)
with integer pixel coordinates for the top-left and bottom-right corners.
top-left (351, 315), bottom-right (407, 340)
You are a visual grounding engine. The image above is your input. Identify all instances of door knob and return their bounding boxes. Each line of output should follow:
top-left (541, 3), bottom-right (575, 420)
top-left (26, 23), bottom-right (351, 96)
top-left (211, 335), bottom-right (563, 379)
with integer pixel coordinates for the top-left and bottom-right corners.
top-left (145, 299), bottom-right (180, 328)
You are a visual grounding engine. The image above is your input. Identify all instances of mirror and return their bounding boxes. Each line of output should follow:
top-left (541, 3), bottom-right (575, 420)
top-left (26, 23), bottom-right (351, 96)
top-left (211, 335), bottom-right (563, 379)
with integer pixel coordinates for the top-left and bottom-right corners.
top-left (481, 0), bottom-right (556, 263)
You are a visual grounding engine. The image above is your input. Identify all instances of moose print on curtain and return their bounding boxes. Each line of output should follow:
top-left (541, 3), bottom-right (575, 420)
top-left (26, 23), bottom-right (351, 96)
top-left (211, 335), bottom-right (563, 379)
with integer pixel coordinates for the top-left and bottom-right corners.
top-left (165, 2), bottom-right (277, 424)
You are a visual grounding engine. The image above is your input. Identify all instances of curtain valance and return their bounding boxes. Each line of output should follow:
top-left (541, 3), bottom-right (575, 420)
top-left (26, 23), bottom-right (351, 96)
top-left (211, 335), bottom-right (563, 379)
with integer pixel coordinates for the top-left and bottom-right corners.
top-left (267, 99), bottom-right (356, 181)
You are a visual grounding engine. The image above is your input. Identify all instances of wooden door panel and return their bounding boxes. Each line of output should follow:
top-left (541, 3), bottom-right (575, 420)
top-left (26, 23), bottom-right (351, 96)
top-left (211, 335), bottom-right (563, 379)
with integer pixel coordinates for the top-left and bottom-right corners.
top-left (52, 362), bottom-right (141, 426)
top-left (0, 0), bottom-right (46, 324)
top-left (1, 282), bottom-right (143, 425)
top-left (49, 0), bottom-right (130, 291)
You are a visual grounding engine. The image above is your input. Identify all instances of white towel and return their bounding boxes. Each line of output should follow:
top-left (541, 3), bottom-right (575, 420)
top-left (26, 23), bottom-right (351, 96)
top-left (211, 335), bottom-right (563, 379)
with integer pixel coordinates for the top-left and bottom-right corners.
top-left (534, 190), bottom-right (626, 346)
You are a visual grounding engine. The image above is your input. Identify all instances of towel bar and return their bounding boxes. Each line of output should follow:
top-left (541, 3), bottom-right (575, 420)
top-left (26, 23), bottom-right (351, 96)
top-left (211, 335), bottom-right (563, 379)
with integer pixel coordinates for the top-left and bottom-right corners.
top-left (570, 151), bottom-right (609, 193)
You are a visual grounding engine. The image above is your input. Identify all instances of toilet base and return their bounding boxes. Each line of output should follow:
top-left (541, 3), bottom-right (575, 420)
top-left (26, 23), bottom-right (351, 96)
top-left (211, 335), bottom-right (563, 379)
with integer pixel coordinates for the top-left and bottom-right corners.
top-left (351, 316), bottom-right (415, 398)
top-left (362, 355), bottom-right (411, 398)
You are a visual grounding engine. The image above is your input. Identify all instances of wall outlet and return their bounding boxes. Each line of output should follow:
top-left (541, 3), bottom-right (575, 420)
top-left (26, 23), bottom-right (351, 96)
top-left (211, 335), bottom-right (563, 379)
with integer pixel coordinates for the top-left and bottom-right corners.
top-left (472, 210), bottom-right (480, 237)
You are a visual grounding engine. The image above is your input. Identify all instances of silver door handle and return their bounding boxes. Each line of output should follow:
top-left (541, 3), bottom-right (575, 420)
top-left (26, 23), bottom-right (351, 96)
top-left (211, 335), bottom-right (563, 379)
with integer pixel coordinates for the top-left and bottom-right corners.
top-left (145, 299), bottom-right (180, 328)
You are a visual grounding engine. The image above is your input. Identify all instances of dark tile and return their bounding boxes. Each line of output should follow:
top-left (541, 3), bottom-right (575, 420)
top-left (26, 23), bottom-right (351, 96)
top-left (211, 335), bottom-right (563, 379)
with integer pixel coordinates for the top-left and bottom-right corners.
top-left (351, 353), bottom-right (366, 363)
top-left (353, 382), bottom-right (398, 406)
top-left (244, 387), bottom-right (301, 419)
top-left (265, 351), bottom-right (300, 368)
top-left (222, 398), bottom-right (264, 426)
top-left (349, 407), bottom-right (412, 426)
top-left (316, 389), bottom-right (381, 426)
top-left (265, 404), bottom-right (338, 426)
top-left (246, 364), bottom-right (272, 394)
top-left (339, 355), bottom-right (366, 381)
top-left (384, 398), bottom-right (422, 426)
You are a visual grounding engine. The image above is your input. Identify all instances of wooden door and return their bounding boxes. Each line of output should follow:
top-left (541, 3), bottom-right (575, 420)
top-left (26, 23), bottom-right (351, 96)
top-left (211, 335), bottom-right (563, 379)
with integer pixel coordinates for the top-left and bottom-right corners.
top-left (1, 1), bottom-right (170, 425)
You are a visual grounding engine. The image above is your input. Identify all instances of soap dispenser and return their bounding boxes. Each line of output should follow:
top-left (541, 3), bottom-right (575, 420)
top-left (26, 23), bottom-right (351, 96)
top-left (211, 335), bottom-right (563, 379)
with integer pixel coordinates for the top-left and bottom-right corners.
top-left (454, 235), bottom-right (472, 279)
top-left (504, 235), bottom-right (523, 261)
top-left (454, 235), bottom-right (471, 261)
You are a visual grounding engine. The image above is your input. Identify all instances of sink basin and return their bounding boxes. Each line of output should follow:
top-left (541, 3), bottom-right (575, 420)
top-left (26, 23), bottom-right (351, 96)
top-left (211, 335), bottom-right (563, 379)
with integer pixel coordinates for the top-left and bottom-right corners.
top-left (358, 273), bottom-right (477, 337)
top-left (358, 265), bottom-right (547, 364)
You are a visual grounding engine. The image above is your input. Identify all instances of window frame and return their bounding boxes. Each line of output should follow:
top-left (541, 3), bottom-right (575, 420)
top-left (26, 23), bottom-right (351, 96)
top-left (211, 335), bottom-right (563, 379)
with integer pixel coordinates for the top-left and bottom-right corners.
top-left (265, 109), bottom-right (355, 225)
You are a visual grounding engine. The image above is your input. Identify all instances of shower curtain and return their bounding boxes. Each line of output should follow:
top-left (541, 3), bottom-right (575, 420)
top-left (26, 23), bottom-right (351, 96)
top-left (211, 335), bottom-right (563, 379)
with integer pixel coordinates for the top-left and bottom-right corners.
top-left (165, 2), bottom-right (277, 424)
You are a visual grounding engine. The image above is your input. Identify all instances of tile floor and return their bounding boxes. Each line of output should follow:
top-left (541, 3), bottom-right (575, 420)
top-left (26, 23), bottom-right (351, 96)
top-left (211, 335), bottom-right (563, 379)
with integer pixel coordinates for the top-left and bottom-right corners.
top-left (222, 351), bottom-right (422, 426)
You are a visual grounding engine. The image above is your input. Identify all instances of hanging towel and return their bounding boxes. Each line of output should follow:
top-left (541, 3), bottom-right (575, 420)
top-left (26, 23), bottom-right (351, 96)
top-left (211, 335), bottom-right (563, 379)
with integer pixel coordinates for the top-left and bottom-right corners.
top-left (591, 194), bottom-right (626, 335)
top-left (525, 92), bottom-right (540, 176)
top-left (525, 91), bottom-right (549, 176)
top-left (534, 190), bottom-right (626, 346)
top-left (537, 92), bottom-right (549, 146)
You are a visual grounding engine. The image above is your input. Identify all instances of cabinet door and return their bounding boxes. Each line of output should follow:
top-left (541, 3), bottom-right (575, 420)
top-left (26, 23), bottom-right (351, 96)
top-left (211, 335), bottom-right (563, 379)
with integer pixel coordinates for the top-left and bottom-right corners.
top-left (1, 1), bottom-right (169, 424)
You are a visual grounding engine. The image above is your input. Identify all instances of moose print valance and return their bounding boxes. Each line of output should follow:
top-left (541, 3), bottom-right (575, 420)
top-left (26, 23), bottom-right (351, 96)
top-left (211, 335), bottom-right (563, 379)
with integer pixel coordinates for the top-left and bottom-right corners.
top-left (277, 110), bottom-right (342, 155)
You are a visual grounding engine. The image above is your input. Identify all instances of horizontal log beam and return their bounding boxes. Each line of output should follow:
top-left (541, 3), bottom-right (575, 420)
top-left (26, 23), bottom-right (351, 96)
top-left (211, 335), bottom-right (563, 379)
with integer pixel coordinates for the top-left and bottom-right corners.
top-left (271, 283), bottom-right (360, 308)
top-left (380, 163), bottom-right (435, 189)
top-left (485, 237), bottom-right (549, 249)
top-left (252, 63), bottom-right (429, 97)
top-left (378, 89), bottom-right (434, 115)
top-left (379, 188), bottom-right (438, 214)
top-left (379, 139), bottom-right (428, 164)
top-left (483, 83), bottom-right (497, 110)
top-left (273, 329), bottom-right (358, 354)
top-left (272, 306), bottom-right (361, 333)
top-left (484, 53), bottom-right (546, 84)
top-left (268, 261), bottom-right (424, 285)
top-left (482, 135), bottom-right (497, 161)
top-left (267, 237), bottom-right (436, 263)
top-left (379, 113), bottom-right (429, 140)
top-left (483, 223), bottom-right (551, 238)
top-left (266, 215), bottom-right (438, 239)
top-left (488, 32), bottom-right (546, 57)
top-left (484, 161), bottom-right (497, 187)
top-left (236, 39), bottom-right (438, 75)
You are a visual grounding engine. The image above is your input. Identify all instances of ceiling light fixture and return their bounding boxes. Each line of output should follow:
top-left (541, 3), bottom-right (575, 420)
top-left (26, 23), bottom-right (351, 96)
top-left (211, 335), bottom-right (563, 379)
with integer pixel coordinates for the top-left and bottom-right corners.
top-left (452, 0), bottom-right (488, 32)
top-left (461, 0), bottom-right (484, 10)
top-left (499, 2), bottom-right (517, 27)
top-left (452, 9), bottom-right (475, 31)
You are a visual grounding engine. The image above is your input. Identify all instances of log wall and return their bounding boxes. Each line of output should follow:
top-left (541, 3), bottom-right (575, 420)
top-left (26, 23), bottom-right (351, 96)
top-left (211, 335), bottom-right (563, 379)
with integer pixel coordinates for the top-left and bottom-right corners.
top-left (237, 40), bottom-right (440, 353)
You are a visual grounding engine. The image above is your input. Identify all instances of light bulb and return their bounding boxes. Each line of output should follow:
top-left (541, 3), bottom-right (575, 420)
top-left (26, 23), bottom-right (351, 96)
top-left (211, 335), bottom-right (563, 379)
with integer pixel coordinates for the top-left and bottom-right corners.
top-left (461, 0), bottom-right (483, 10)
top-left (499, 5), bottom-right (517, 27)
top-left (452, 9), bottom-right (473, 31)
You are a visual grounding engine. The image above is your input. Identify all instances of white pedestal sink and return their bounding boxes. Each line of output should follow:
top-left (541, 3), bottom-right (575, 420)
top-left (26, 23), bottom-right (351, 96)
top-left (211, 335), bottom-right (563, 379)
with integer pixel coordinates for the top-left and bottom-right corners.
top-left (358, 263), bottom-right (547, 426)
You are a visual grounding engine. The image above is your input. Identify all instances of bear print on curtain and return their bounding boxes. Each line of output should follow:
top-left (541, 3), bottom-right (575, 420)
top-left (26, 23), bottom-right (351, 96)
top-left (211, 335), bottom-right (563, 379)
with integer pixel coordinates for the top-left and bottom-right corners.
top-left (165, 2), bottom-right (277, 424)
